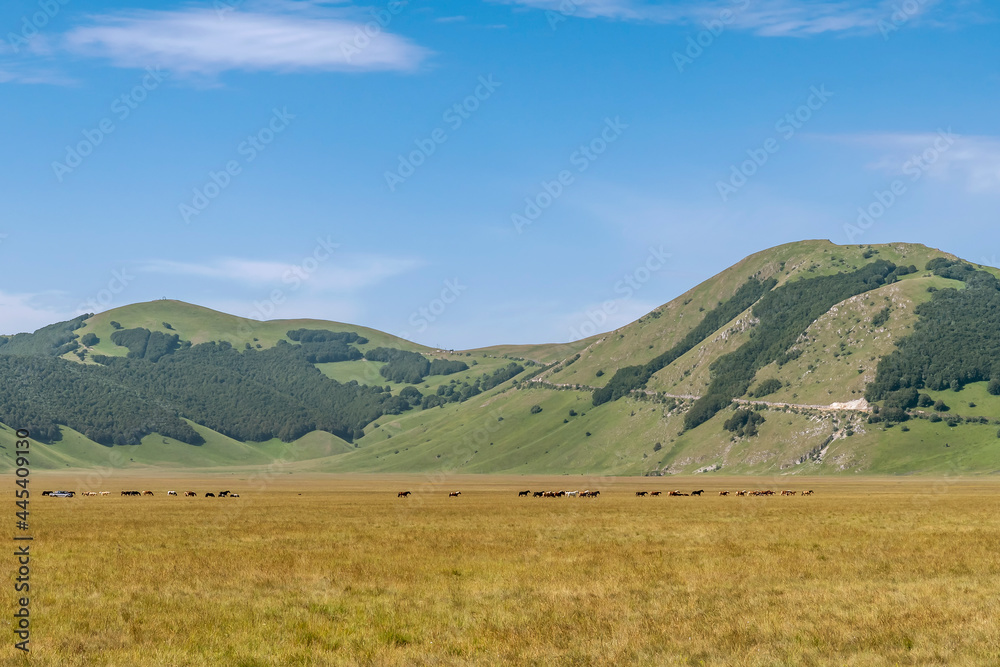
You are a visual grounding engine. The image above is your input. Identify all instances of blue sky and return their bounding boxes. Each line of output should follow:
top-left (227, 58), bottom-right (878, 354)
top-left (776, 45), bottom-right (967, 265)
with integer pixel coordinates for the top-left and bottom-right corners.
top-left (1, 0), bottom-right (998, 347)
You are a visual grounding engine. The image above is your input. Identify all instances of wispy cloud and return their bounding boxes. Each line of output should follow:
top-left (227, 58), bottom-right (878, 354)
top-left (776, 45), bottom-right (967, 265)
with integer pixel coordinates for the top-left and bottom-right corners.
top-left (494, 0), bottom-right (968, 37)
top-left (0, 290), bottom-right (70, 335)
top-left (0, 65), bottom-right (76, 86)
top-left (852, 131), bottom-right (1000, 193)
top-left (60, 5), bottom-right (429, 75)
top-left (138, 253), bottom-right (425, 292)
top-left (0, 1), bottom-right (429, 83)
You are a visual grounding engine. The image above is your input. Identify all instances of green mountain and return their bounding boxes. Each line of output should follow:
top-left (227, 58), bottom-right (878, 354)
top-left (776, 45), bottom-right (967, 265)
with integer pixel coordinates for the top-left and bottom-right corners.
top-left (5, 240), bottom-right (1000, 476)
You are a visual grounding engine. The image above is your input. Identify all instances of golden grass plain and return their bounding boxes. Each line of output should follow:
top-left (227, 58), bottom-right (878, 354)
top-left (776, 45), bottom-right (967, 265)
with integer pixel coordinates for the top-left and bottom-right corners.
top-left (4, 473), bottom-right (1000, 666)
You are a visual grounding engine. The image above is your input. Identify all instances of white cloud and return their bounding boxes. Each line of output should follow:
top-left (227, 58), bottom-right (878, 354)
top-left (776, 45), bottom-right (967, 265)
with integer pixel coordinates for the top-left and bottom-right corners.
top-left (494, 0), bottom-right (959, 37)
top-left (60, 5), bottom-right (429, 75)
top-left (138, 253), bottom-right (424, 292)
top-left (0, 291), bottom-right (72, 336)
top-left (854, 131), bottom-right (1000, 193)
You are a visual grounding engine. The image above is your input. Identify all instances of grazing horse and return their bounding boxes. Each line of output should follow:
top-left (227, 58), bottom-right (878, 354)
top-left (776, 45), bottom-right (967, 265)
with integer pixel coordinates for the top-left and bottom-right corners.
top-left (691, 490), bottom-right (704, 496)
top-left (167, 491), bottom-right (178, 496)
top-left (142, 491), bottom-right (154, 496)
top-left (398, 491), bottom-right (412, 498)
top-left (230, 493), bottom-right (240, 498)
top-left (448, 491), bottom-right (461, 497)
top-left (635, 491), bottom-right (648, 497)
top-left (184, 491), bottom-right (196, 497)
top-left (205, 493), bottom-right (215, 497)
top-left (99, 491), bottom-right (110, 496)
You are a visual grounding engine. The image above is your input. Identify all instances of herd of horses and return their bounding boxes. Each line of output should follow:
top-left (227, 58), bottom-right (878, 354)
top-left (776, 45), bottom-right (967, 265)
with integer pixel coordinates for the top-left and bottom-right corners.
top-left (119, 490), bottom-right (240, 497)
top-left (42, 490), bottom-right (241, 497)
top-left (524, 490), bottom-right (601, 497)
top-left (396, 489), bottom-right (816, 498)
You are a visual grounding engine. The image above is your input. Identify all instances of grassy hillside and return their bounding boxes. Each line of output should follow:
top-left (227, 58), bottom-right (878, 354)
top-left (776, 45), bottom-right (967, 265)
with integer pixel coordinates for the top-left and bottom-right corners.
top-left (0, 420), bottom-right (353, 471)
top-left (8, 240), bottom-right (1000, 476)
top-left (71, 300), bottom-right (589, 365)
top-left (753, 276), bottom-right (939, 406)
top-left (317, 352), bottom-right (527, 395)
top-left (73, 300), bottom-right (432, 362)
top-left (554, 241), bottom-right (964, 390)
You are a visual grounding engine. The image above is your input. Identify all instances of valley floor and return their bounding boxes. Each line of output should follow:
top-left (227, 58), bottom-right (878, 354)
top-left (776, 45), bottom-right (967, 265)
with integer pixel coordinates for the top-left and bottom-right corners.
top-left (6, 474), bottom-right (1000, 665)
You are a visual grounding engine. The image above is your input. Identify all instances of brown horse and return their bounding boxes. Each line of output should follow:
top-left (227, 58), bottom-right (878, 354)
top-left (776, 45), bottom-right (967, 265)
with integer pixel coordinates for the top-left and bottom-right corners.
top-left (398, 491), bottom-right (411, 497)
top-left (448, 491), bottom-right (461, 497)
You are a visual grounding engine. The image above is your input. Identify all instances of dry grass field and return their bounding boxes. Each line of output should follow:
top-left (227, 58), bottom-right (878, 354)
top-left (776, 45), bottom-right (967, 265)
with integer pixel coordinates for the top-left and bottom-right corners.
top-left (4, 473), bottom-right (1000, 666)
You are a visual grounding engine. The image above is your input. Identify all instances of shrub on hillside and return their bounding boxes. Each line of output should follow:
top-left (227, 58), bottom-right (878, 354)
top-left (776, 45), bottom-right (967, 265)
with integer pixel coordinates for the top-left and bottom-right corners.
top-left (399, 386), bottom-right (423, 405)
top-left (871, 307), bottom-right (891, 328)
top-left (750, 378), bottom-right (782, 398)
top-left (723, 408), bottom-right (765, 437)
top-left (883, 387), bottom-right (919, 410)
top-left (428, 359), bottom-right (469, 376)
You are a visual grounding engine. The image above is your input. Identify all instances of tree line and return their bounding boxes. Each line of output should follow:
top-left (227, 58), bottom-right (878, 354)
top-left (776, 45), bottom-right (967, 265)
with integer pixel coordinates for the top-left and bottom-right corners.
top-left (867, 259), bottom-right (1000, 405)
top-left (592, 276), bottom-right (777, 406)
top-left (363, 347), bottom-right (469, 384)
top-left (683, 259), bottom-right (898, 430)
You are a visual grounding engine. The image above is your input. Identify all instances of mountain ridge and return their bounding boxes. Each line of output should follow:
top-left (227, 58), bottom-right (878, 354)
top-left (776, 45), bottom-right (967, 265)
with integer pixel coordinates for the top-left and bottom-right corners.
top-left (5, 239), bottom-right (1000, 476)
